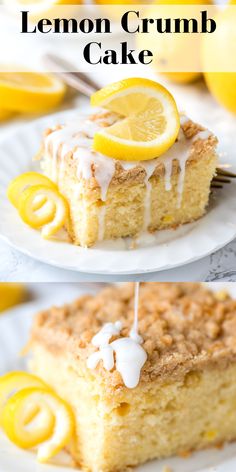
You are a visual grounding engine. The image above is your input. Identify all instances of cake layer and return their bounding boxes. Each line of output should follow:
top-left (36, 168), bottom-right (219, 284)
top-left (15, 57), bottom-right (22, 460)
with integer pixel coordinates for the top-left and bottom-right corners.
top-left (39, 114), bottom-right (217, 247)
top-left (30, 346), bottom-right (236, 472)
top-left (29, 283), bottom-right (236, 472)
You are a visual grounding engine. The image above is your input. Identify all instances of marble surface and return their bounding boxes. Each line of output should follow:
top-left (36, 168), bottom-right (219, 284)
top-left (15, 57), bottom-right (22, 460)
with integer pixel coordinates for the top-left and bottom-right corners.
top-left (0, 69), bottom-right (236, 282)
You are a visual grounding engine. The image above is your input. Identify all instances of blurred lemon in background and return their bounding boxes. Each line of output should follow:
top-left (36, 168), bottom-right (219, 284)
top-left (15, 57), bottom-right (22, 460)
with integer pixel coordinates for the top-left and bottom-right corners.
top-left (3, 0), bottom-right (83, 22)
top-left (153, 0), bottom-right (210, 3)
top-left (202, 7), bottom-right (236, 114)
top-left (94, 0), bottom-right (143, 3)
top-left (0, 284), bottom-right (26, 313)
top-left (94, 0), bottom-right (145, 21)
top-left (203, 72), bottom-right (236, 114)
top-left (0, 72), bottom-right (66, 113)
top-left (3, 0), bottom-right (83, 8)
top-left (137, 0), bottom-right (212, 84)
top-left (0, 110), bottom-right (14, 122)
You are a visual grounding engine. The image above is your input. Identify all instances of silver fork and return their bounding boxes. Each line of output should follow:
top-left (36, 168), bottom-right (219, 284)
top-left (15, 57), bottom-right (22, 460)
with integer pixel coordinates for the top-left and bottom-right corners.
top-left (211, 168), bottom-right (236, 189)
top-left (43, 53), bottom-right (99, 96)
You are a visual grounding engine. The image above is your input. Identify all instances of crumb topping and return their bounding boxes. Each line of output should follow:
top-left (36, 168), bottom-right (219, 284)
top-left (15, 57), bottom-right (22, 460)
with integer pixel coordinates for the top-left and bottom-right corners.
top-left (31, 283), bottom-right (236, 387)
top-left (38, 115), bottom-right (218, 190)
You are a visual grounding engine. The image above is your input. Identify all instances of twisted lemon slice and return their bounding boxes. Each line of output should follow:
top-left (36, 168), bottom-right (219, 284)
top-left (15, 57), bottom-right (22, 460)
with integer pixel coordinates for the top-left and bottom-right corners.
top-left (91, 77), bottom-right (180, 161)
top-left (0, 372), bottom-right (47, 420)
top-left (0, 372), bottom-right (74, 463)
top-left (8, 173), bottom-right (69, 239)
top-left (18, 185), bottom-right (69, 238)
top-left (7, 172), bottom-right (57, 208)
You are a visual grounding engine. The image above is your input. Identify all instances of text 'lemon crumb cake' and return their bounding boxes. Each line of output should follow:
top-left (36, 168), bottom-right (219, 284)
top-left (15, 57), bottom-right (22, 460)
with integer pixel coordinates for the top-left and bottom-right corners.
top-left (37, 78), bottom-right (218, 247)
top-left (29, 283), bottom-right (236, 472)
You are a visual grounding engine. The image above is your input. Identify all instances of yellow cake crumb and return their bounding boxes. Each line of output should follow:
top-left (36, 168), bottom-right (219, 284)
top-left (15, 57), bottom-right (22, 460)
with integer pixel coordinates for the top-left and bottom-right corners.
top-left (215, 290), bottom-right (230, 302)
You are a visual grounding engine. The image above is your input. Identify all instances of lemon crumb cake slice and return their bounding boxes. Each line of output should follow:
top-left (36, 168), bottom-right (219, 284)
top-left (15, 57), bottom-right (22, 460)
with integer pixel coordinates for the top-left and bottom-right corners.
top-left (39, 113), bottom-right (217, 247)
top-left (37, 78), bottom-right (218, 247)
top-left (30, 283), bottom-right (236, 472)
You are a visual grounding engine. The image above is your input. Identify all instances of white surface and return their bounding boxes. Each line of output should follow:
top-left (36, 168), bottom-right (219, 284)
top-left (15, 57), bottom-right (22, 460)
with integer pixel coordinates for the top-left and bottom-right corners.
top-left (1, 105), bottom-right (236, 276)
top-left (0, 71), bottom-right (236, 281)
top-left (1, 283), bottom-right (236, 472)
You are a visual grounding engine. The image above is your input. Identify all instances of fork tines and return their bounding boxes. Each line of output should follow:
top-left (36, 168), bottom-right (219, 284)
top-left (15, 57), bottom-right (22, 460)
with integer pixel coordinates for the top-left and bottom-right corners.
top-left (212, 176), bottom-right (231, 184)
top-left (211, 183), bottom-right (223, 189)
top-left (216, 167), bottom-right (236, 178)
top-left (211, 167), bottom-right (236, 189)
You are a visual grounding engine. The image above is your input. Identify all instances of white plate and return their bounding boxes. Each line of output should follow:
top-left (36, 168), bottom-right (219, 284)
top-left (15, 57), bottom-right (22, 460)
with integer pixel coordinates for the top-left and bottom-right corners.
top-left (0, 109), bottom-right (236, 275)
top-left (1, 292), bottom-right (236, 472)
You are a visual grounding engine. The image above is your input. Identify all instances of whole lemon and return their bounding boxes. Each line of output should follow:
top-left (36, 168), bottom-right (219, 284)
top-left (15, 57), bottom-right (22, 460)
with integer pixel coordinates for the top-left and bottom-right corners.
top-left (93, 0), bottom-right (144, 21)
top-left (202, 7), bottom-right (236, 113)
top-left (94, 0), bottom-right (142, 3)
top-left (136, 0), bottom-right (212, 84)
top-left (153, 0), bottom-right (210, 3)
top-left (0, 110), bottom-right (14, 122)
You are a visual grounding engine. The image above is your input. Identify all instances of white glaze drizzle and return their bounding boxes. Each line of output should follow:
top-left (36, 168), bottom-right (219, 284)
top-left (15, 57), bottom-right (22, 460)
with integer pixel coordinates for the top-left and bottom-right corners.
top-left (87, 283), bottom-right (147, 389)
top-left (92, 320), bottom-right (122, 347)
top-left (75, 147), bottom-right (115, 242)
top-left (110, 338), bottom-right (147, 389)
top-left (164, 155), bottom-right (173, 191)
top-left (180, 114), bottom-right (190, 126)
top-left (45, 113), bottom-right (212, 236)
top-left (130, 282), bottom-right (143, 343)
top-left (142, 160), bottom-right (157, 230)
top-left (159, 129), bottom-right (193, 208)
top-left (98, 204), bottom-right (106, 241)
top-left (193, 130), bottom-right (211, 141)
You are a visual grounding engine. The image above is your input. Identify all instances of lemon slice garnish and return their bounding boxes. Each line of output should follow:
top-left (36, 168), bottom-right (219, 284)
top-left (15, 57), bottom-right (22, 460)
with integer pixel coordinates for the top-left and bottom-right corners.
top-left (91, 77), bottom-right (180, 161)
top-left (7, 172), bottom-right (57, 208)
top-left (18, 184), bottom-right (69, 238)
top-left (0, 71), bottom-right (65, 113)
top-left (0, 372), bottom-right (75, 463)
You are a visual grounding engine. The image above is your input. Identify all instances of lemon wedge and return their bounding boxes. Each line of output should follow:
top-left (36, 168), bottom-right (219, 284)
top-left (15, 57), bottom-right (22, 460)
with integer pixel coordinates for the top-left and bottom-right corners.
top-left (0, 372), bottom-right (74, 462)
top-left (7, 172), bottom-right (57, 208)
top-left (0, 71), bottom-right (65, 113)
top-left (18, 184), bottom-right (69, 238)
top-left (91, 77), bottom-right (180, 161)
